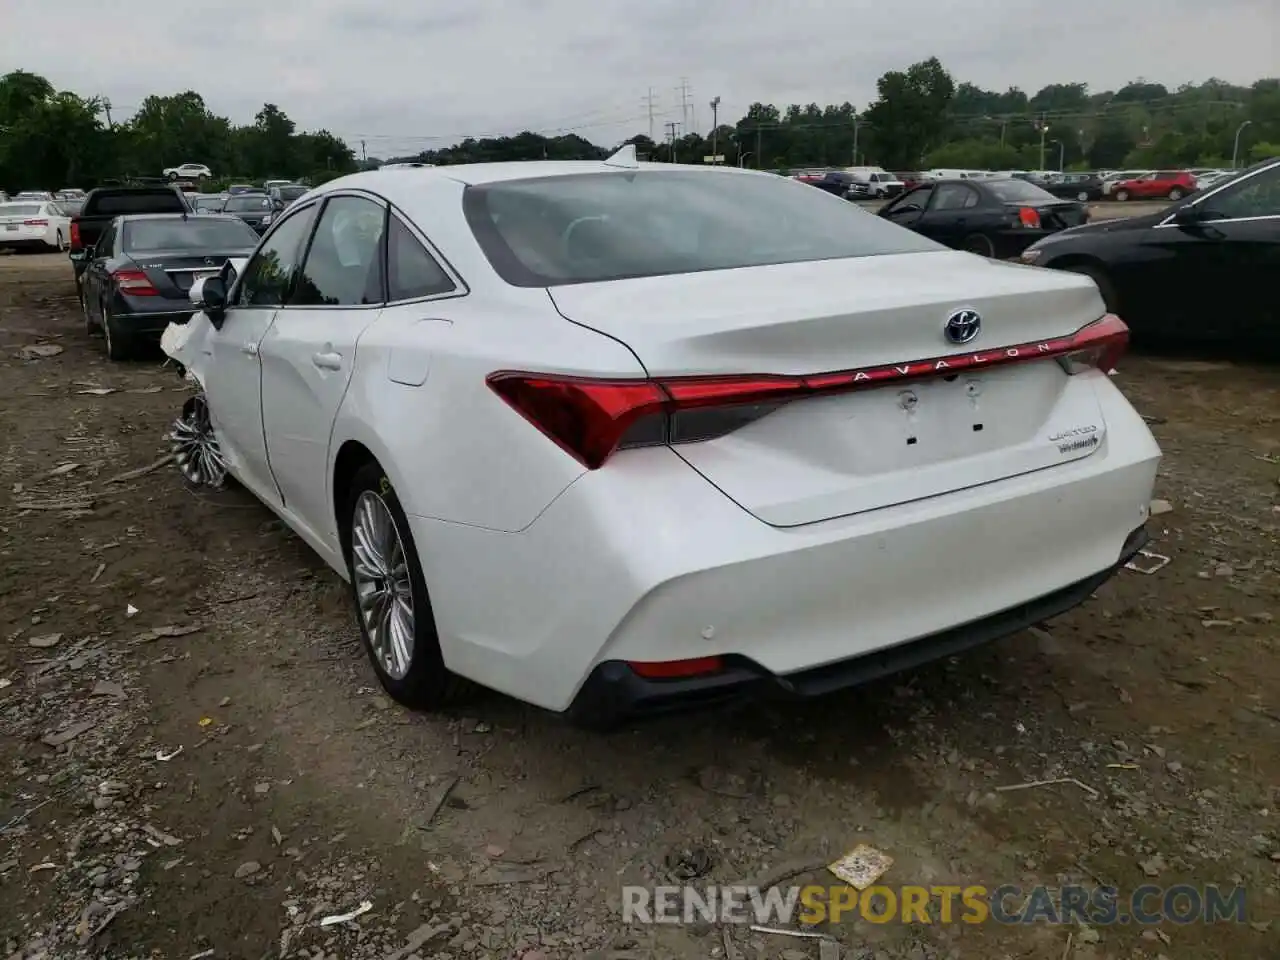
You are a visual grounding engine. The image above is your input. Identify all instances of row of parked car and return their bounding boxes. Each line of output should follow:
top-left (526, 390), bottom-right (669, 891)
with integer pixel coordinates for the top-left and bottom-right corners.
top-left (793, 166), bottom-right (1239, 204)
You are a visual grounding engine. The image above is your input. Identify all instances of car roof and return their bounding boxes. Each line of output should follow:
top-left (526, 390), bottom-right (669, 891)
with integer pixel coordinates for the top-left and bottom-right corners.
top-left (313, 159), bottom-right (765, 194)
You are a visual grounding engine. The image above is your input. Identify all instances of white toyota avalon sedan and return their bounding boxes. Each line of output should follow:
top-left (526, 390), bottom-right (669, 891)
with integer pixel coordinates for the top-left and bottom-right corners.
top-left (161, 148), bottom-right (1160, 727)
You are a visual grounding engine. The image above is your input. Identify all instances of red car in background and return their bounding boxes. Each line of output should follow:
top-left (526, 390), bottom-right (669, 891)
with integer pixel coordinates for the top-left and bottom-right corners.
top-left (1112, 170), bottom-right (1197, 202)
top-left (895, 172), bottom-right (930, 190)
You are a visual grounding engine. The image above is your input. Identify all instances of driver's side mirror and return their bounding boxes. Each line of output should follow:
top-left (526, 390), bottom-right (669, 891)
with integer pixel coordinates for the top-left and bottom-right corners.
top-left (191, 275), bottom-right (229, 329)
top-left (1171, 204), bottom-right (1206, 226)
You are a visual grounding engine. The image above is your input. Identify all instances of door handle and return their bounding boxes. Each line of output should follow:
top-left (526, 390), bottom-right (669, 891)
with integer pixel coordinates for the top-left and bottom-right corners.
top-left (312, 351), bottom-right (343, 370)
top-left (241, 342), bottom-right (259, 356)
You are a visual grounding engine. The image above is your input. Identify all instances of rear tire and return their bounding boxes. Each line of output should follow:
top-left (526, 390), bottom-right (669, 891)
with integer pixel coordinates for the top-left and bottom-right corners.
top-left (343, 462), bottom-right (470, 710)
top-left (55, 231), bottom-right (65, 252)
top-left (1076, 191), bottom-right (1089, 202)
top-left (962, 233), bottom-right (996, 257)
top-left (1062, 263), bottom-right (1119, 314)
top-left (167, 171), bottom-right (178, 181)
top-left (1168, 187), bottom-right (1185, 201)
top-left (102, 304), bottom-right (132, 361)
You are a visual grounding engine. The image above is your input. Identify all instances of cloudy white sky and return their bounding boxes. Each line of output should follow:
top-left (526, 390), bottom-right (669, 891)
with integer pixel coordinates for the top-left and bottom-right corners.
top-left (6, 0), bottom-right (1277, 157)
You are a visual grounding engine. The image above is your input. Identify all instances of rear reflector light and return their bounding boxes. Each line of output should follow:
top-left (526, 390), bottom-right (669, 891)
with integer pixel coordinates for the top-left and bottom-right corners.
top-left (488, 314), bottom-right (1129, 469)
top-left (112, 268), bottom-right (158, 296)
top-left (23, 219), bottom-right (49, 227)
top-left (628, 656), bottom-right (724, 680)
top-left (69, 221), bottom-right (82, 250)
top-left (1016, 207), bottom-right (1041, 228)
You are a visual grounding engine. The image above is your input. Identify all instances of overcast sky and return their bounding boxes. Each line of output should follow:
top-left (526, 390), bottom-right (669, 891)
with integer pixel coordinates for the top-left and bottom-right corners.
top-left (7, 0), bottom-right (1277, 158)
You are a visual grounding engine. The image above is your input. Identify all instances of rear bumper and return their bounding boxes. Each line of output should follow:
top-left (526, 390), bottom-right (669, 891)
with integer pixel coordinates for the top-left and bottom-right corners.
top-left (0, 236), bottom-right (57, 251)
top-left (111, 305), bottom-right (194, 336)
top-left (407, 376), bottom-right (1161, 716)
top-left (568, 524), bottom-right (1148, 725)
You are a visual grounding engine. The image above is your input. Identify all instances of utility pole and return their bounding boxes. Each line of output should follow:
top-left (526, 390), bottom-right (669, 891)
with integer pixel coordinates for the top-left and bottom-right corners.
top-left (664, 121), bottom-right (679, 163)
top-left (709, 96), bottom-right (720, 163)
top-left (102, 98), bottom-right (114, 130)
top-left (360, 139), bottom-right (367, 163)
top-left (1037, 114), bottom-right (1049, 171)
top-left (851, 114), bottom-right (860, 165)
top-left (642, 87), bottom-right (659, 142)
top-left (676, 78), bottom-right (691, 133)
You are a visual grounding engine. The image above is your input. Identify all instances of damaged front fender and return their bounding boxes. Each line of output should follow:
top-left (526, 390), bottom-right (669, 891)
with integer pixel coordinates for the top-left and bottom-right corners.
top-left (161, 312), bottom-right (228, 487)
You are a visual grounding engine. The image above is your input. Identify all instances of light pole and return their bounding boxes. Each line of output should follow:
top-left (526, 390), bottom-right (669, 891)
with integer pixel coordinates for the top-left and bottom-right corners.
top-left (1231, 120), bottom-right (1253, 169)
top-left (738, 152), bottom-right (752, 168)
top-left (851, 114), bottom-right (860, 165)
top-left (709, 96), bottom-right (720, 164)
top-left (1038, 121), bottom-right (1050, 171)
top-left (1049, 139), bottom-right (1064, 171)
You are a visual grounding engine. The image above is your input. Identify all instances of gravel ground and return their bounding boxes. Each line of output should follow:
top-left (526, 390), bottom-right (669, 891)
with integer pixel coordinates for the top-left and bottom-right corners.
top-left (0, 251), bottom-right (1277, 960)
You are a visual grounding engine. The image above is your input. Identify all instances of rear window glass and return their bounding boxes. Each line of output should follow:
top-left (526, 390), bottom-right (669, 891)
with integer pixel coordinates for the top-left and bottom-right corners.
top-left (122, 218), bottom-right (259, 251)
top-left (277, 186), bottom-right (307, 200)
top-left (90, 191), bottom-right (187, 215)
top-left (0, 204), bottom-right (43, 217)
top-left (985, 179), bottom-right (1058, 203)
top-left (463, 170), bottom-right (941, 287)
top-left (225, 195), bottom-right (273, 212)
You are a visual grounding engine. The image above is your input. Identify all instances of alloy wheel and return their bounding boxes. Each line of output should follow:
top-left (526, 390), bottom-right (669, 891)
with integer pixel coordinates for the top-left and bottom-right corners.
top-left (350, 490), bottom-right (416, 680)
top-left (170, 393), bottom-right (228, 486)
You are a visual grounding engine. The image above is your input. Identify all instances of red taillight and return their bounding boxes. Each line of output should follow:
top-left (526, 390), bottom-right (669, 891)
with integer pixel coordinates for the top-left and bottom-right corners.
top-left (1056, 313), bottom-right (1128, 375)
top-left (1016, 207), bottom-right (1041, 228)
top-left (23, 218), bottom-right (49, 227)
top-left (628, 656), bottom-right (724, 680)
top-left (69, 222), bottom-right (81, 250)
top-left (112, 268), bottom-right (158, 296)
top-left (487, 314), bottom-right (1131, 469)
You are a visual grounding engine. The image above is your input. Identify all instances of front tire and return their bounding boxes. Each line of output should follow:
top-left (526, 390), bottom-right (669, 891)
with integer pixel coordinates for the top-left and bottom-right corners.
top-left (1062, 263), bottom-right (1119, 314)
top-left (167, 171), bottom-right (178, 181)
top-left (1115, 189), bottom-right (1130, 202)
top-left (343, 463), bottom-right (469, 709)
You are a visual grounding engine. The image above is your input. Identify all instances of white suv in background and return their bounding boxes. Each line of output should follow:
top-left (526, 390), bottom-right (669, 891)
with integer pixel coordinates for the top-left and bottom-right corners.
top-left (164, 163), bottom-right (213, 181)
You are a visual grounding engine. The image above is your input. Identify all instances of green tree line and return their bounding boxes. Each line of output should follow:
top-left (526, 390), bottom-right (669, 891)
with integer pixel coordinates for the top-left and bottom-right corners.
top-left (0, 70), bottom-right (357, 191)
top-left (3, 60), bottom-right (1278, 193)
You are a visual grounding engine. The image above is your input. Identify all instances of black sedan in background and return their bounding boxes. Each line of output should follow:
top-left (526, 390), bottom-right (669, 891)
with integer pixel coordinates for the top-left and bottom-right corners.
top-left (878, 177), bottom-right (1088, 258)
top-left (79, 213), bottom-right (260, 360)
top-left (1043, 173), bottom-right (1105, 202)
top-left (222, 192), bottom-right (281, 233)
top-left (1018, 157), bottom-right (1280, 349)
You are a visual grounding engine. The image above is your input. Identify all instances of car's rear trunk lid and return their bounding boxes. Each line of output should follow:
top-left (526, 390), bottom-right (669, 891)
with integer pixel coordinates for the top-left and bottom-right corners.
top-left (132, 250), bottom-right (245, 297)
top-left (548, 251), bottom-right (1113, 527)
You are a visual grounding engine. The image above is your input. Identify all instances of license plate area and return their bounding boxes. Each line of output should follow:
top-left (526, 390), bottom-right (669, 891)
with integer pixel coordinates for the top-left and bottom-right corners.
top-left (4, 224), bottom-right (17, 231)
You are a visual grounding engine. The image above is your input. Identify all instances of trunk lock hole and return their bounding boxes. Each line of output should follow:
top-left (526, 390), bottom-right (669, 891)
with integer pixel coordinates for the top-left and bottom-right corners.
top-left (973, 423), bottom-right (984, 432)
top-left (906, 436), bottom-right (918, 445)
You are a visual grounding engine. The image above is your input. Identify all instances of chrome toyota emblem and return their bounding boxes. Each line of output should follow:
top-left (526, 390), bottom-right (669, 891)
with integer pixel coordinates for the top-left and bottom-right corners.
top-left (944, 309), bottom-right (982, 345)
top-left (204, 257), bottom-right (214, 265)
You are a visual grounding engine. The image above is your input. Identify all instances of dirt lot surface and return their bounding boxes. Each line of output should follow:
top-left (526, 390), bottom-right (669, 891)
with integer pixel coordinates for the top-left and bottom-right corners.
top-left (1, 252), bottom-right (1277, 960)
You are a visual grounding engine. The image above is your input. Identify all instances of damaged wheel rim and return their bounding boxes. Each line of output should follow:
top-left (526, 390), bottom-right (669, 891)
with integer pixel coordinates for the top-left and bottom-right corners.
top-left (351, 491), bottom-right (415, 680)
top-left (170, 393), bottom-right (228, 487)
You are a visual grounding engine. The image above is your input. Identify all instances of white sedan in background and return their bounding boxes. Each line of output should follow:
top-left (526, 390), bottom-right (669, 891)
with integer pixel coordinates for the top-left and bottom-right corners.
top-left (161, 149), bottom-right (1160, 727)
top-left (0, 201), bottom-right (72, 252)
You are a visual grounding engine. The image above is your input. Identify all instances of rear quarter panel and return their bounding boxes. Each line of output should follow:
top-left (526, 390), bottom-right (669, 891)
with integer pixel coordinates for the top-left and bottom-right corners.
top-left (329, 286), bottom-right (648, 534)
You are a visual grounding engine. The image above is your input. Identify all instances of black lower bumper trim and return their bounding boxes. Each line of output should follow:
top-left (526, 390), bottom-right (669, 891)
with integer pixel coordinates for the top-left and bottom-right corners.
top-left (568, 523), bottom-right (1150, 729)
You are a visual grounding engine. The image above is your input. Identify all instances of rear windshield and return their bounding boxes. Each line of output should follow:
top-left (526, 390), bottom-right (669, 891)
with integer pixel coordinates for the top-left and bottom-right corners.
top-left (463, 170), bottom-right (940, 287)
top-left (277, 186), bottom-right (307, 200)
top-left (985, 179), bottom-right (1058, 203)
top-left (224, 195), bottom-right (272, 212)
top-left (0, 204), bottom-right (43, 217)
top-left (193, 197), bottom-right (224, 209)
top-left (89, 191), bottom-right (187, 215)
top-left (122, 218), bottom-right (259, 251)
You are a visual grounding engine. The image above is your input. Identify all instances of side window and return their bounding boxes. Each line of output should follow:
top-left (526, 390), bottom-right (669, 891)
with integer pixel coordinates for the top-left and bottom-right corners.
top-left (886, 186), bottom-right (932, 216)
top-left (97, 223), bottom-right (115, 257)
top-left (1201, 166), bottom-right (1280, 220)
top-left (235, 203), bottom-right (319, 307)
top-left (290, 196), bottom-right (387, 307)
top-left (930, 184), bottom-right (977, 211)
top-left (387, 215), bottom-right (456, 300)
